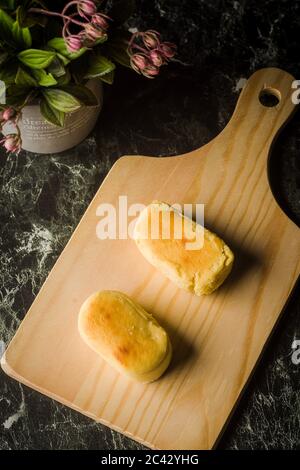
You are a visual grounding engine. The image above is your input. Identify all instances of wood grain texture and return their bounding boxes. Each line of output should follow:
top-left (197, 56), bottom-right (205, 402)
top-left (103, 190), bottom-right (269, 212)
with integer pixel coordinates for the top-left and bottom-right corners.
top-left (2, 68), bottom-right (300, 450)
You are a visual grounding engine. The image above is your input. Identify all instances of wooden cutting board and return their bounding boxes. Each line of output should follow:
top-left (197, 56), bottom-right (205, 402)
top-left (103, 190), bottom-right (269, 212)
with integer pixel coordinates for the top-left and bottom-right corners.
top-left (2, 68), bottom-right (300, 450)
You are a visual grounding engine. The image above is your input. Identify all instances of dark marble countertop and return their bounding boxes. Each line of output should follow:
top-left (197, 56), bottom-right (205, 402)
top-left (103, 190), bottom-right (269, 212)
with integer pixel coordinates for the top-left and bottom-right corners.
top-left (0, 0), bottom-right (299, 450)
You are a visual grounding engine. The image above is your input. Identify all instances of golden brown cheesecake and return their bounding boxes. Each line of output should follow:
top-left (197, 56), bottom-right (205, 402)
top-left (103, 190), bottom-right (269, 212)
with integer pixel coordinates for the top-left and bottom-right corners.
top-left (134, 201), bottom-right (234, 295)
top-left (78, 290), bottom-right (172, 382)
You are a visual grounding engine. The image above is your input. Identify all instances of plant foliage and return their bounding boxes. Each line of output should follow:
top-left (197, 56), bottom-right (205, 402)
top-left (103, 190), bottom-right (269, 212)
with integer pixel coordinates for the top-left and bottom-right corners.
top-left (0, 0), bottom-right (135, 126)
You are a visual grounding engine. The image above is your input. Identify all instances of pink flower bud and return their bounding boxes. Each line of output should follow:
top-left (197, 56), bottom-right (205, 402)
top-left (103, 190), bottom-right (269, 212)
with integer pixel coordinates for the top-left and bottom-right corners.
top-left (66, 35), bottom-right (83, 53)
top-left (78, 0), bottom-right (97, 17)
top-left (91, 13), bottom-right (109, 31)
top-left (2, 107), bottom-right (16, 121)
top-left (1, 134), bottom-right (21, 153)
top-left (149, 50), bottom-right (163, 67)
top-left (143, 65), bottom-right (160, 78)
top-left (160, 42), bottom-right (176, 59)
top-left (142, 30), bottom-right (160, 49)
top-left (84, 23), bottom-right (105, 41)
top-left (130, 54), bottom-right (149, 73)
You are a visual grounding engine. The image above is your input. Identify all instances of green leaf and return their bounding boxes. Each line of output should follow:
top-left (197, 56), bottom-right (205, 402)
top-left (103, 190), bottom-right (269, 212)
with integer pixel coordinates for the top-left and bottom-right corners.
top-left (18, 49), bottom-right (56, 69)
top-left (15, 5), bottom-right (25, 26)
top-left (84, 54), bottom-right (115, 79)
top-left (68, 54), bottom-right (88, 84)
top-left (55, 69), bottom-right (71, 86)
top-left (104, 33), bottom-right (131, 68)
top-left (0, 8), bottom-right (14, 44)
top-left (47, 56), bottom-right (66, 77)
top-left (43, 88), bottom-right (81, 113)
top-left (40, 98), bottom-right (65, 127)
top-left (56, 52), bottom-right (70, 66)
top-left (99, 70), bottom-right (114, 85)
top-left (32, 69), bottom-right (57, 87)
top-left (0, 51), bottom-right (8, 65)
top-left (0, 61), bottom-right (17, 85)
top-left (6, 84), bottom-right (32, 107)
top-left (0, 0), bottom-right (15, 9)
top-left (15, 66), bottom-right (37, 87)
top-left (107, 45), bottom-right (130, 68)
top-left (47, 37), bottom-right (86, 61)
top-left (59, 85), bottom-right (98, 106)
top-left (22, 13), bottom-right (48, 28)
top-left (12, 21), bottom-right (32, 48)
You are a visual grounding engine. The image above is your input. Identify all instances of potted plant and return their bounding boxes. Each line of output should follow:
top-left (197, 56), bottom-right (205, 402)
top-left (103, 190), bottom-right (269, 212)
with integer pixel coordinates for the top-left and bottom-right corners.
top-left (0, 0), bottom-right (176, 154)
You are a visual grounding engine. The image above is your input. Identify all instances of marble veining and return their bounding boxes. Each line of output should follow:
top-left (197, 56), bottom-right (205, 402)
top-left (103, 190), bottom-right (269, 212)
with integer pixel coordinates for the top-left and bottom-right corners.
top-left (0, 0), bottom-right (299, 450)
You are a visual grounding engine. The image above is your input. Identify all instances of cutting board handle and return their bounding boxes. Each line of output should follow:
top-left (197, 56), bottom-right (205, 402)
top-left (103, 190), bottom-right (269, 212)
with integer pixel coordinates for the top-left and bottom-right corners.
top-left (222, 67), bottom-right (297, 143)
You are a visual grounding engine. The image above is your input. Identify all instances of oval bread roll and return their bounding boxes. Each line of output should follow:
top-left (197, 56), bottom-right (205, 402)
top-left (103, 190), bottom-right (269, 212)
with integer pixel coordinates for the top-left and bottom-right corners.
top-left (134, 201), bottom-right (234, 295)
top-left (78, 291), bottom-right (172, 383)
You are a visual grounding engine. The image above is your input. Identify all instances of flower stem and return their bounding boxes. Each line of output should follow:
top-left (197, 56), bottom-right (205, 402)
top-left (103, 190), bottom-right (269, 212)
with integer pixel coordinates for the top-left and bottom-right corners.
top-left (28, 8), bottom-right (85, 27)
top-left (62, 1), bottom-right (80, 16)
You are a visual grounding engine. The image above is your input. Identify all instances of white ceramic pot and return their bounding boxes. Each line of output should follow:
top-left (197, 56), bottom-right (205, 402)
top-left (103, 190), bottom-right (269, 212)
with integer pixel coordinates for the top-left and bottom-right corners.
top-left (3, 79), bottom-right (103, 154)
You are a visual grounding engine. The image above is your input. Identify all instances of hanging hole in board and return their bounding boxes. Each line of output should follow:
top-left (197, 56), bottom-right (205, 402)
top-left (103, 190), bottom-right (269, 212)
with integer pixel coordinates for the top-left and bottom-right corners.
top-left (259, 87), bottom-right (281, 107)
